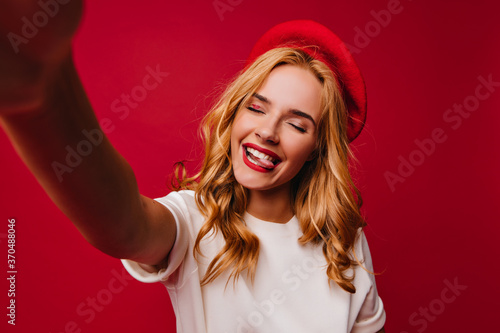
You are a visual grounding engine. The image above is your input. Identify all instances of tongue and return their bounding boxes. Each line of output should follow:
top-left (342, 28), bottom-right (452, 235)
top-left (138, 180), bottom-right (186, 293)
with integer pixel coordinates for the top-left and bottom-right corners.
top-left (252, 154), bottom-right (274, 168)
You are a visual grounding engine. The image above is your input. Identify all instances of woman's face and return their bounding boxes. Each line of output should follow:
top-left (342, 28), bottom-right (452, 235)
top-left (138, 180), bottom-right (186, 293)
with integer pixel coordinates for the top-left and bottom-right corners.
top-left (230, 64), bottom-right (323, 193)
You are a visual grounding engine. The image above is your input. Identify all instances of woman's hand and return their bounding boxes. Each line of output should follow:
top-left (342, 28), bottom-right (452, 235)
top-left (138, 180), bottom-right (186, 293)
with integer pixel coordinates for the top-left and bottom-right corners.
top-left (0, 0), bottom-right (83, 115)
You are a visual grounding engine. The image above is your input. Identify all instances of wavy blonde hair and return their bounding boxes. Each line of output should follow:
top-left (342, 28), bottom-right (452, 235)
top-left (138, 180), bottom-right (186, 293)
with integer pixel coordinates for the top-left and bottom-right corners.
top-left (174, 47), bottom-right (366, 293)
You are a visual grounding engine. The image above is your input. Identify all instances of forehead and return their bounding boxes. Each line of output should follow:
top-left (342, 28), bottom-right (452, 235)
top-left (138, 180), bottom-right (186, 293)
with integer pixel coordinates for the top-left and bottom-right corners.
top-left (255, 64), bottom-right (323, 120)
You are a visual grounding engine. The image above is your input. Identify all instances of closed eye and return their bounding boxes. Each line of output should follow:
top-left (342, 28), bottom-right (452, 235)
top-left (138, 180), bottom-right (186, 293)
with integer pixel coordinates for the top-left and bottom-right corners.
top-left (247, 106), bottom-right (264, 114)
top-left (289, 123), bottom-right (306, 133)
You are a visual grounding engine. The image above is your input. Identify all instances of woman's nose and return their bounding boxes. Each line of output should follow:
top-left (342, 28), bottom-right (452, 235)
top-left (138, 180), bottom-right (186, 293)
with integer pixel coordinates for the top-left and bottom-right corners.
top-left (255, 121), bottom-right (279, 144)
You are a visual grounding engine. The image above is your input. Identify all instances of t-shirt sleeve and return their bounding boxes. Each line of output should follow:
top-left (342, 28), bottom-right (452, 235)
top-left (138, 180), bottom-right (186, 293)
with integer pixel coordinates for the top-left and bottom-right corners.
top-left (121, 191), bottom-right (194, 284)
top-left (351, 231), bottom-right (386, 333)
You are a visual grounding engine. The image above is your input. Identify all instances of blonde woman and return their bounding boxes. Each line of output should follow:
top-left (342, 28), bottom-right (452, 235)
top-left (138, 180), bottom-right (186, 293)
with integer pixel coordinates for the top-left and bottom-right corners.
top-left (0, 1), bottom-right (385, 332)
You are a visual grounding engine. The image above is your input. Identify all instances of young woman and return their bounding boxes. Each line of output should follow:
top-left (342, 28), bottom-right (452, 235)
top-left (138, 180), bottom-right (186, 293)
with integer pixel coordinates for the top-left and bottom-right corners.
top-left (0, 2), bottom-right (385, 332)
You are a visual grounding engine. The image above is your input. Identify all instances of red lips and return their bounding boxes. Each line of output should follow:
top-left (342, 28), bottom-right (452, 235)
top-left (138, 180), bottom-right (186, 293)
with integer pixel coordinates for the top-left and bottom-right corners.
top-left (242, 143), bottom-right (281, 173)
top-left (243, 143), bottom-right (281, 161)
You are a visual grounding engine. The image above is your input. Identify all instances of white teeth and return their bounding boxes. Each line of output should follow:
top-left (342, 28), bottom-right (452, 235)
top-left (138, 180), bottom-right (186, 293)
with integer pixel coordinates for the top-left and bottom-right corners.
top-left (247, 153), bottom-right (259, 166)
top-left (246, 147), bottom-right (276, 163)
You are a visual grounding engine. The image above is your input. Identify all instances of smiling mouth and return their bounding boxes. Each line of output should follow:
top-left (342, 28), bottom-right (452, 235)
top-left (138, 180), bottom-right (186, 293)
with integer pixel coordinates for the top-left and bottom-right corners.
top-left (244, 145), bottom-right (281, 170)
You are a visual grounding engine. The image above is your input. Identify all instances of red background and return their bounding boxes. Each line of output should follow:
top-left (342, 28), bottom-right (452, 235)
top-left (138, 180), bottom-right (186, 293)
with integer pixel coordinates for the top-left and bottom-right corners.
top-left (1, 0), bottom-right (499, 332)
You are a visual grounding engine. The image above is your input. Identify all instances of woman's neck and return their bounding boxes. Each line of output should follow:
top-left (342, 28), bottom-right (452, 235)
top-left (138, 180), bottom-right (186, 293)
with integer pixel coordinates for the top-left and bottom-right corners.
top-left (246, 184), bottom-right (293, 223)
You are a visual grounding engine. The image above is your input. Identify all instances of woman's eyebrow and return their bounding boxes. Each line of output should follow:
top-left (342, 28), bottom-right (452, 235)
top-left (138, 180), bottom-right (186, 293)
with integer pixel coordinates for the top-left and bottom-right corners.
top-left (252, 93), bottom-right (316, 127)
top-left (290, 109), bottom-right (316, 127)
top-left (253, 93), bottom-right (270, 104)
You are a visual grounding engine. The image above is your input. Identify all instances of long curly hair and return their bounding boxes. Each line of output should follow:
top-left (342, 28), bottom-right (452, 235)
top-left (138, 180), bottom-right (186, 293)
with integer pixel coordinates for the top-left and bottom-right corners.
top-left (173, 47), bottom-right (366, 293)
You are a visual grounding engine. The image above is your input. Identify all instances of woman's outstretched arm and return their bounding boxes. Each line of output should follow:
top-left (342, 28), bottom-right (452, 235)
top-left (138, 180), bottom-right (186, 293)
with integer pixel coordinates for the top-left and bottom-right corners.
top-left (0, 0), bottom-right (176, 266)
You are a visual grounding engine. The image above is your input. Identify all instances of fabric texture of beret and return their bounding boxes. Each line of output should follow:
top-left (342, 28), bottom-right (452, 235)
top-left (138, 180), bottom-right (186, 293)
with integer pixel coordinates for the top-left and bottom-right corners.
top-left (246, 20), bottom-right (367, 142)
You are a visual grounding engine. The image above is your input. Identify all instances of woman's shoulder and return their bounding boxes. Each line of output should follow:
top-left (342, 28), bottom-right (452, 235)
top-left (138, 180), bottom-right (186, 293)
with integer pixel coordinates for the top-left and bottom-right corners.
top-left (156, 189), bottom-right (196, 203)
top-left (154, 189), bottom-right (202, 221)
top-left (353, 227), bottom-right (371, 261)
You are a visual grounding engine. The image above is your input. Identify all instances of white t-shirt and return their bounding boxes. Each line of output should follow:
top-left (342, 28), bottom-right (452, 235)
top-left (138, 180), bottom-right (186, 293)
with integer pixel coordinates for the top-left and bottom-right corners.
top-left (122, 190), bottom-right (386, 333)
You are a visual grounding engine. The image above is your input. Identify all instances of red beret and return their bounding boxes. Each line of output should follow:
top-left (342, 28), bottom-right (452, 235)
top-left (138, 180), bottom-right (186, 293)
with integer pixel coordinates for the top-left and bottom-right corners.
top-left (246, 20), bottom-right (367, 142)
